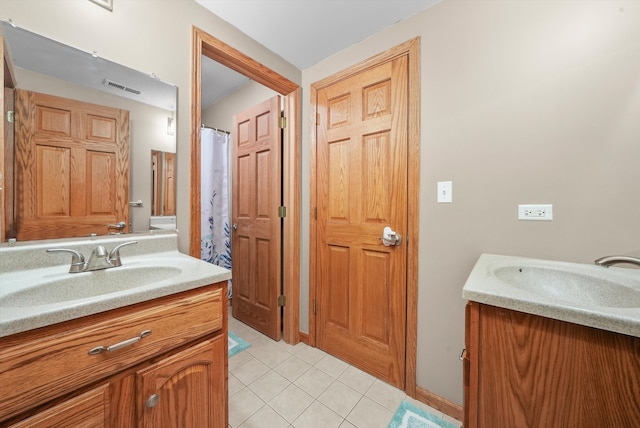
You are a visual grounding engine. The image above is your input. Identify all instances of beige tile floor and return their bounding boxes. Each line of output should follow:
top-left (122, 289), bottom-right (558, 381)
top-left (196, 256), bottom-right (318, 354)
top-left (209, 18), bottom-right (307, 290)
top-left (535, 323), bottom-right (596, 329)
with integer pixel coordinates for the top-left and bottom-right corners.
top-left (228, 315), bottom-right (462, 428)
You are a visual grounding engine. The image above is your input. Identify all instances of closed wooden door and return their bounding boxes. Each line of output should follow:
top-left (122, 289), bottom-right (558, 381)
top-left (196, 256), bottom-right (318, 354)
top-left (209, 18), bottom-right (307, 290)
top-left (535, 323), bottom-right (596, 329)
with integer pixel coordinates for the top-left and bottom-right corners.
top-left (162, 152), bottom-right (176, 216)
top-left (137, 338), bottom-right (226, 428)
top-left (231, 95), bottom-right (282, 340)
top-left (14, 90), bottom-right (129, 240)
top-left (315, 55), bottom-right (408, 388)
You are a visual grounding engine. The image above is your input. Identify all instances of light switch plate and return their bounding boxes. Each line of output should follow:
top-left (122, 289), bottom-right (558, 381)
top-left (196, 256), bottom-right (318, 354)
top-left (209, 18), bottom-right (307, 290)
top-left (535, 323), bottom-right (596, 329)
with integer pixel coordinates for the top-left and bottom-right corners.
top-left (437, 181), bottom-right (452, 203)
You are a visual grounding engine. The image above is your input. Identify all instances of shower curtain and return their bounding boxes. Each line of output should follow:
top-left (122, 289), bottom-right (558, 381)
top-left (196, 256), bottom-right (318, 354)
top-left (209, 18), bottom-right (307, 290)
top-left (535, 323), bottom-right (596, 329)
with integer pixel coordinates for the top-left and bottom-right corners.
top-left (200, 127), bottom-right (232, 298)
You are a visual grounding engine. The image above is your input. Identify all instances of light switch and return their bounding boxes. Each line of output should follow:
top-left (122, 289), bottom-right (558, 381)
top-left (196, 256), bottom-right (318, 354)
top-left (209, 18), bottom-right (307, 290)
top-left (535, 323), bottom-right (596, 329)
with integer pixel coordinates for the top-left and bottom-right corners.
top-left (437, 181), bottom-right (452, 203)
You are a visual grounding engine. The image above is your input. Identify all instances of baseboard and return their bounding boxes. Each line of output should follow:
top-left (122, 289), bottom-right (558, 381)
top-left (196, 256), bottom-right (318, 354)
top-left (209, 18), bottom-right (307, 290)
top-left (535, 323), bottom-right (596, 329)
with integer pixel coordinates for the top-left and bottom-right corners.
top-left (298, 331), bottom-right (309, 345)
top-left (415, 386), bottom-right (463, 422)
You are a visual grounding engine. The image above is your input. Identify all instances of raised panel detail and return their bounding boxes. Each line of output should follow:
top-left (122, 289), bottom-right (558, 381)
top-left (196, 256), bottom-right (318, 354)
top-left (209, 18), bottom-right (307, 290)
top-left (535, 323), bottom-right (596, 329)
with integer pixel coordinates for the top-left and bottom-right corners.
top-left (87, 114), bottom-right (116, 142)
top-left (328, 93), bottom-right (351, 128)
top-left (255, 238), bottom-right (271, 308)
top-left (362, 132), bottom-right (391, 223)
top-left (235, 236), bottom-right (251, 300)
top-left (256, 150), bottom-right (271, 219)
top-left (328, 245), bottom-right (350, 330)
top-left (36, 106), bottom-right (71, 136)
top-left (328, 139), bottom-right (350, 222)
top-left (237, 154), bottom-right (251, 218)
top-left (237, 120), bottom-right (250, 147)
top-left (362, 249), bottom-right (390, 344)
top-left (363, 79), bottom-right (391, 120)
top-left (36, 146), bottom-right (70, 217)
top-left (86, 151), bottom-right (115, 215)
top-left (256, 111), bottom-right (271, 140)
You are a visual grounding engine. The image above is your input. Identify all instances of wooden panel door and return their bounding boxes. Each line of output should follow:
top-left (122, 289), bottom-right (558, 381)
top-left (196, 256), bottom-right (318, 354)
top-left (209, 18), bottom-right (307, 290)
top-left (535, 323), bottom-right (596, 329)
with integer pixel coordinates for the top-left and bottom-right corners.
top-left (163, 152), bottom-right (176, 216)
top-left (316, 55), bottom-right (408, 388)
top-left (14, 90), bottom-right (129, 240)
top-left (137, 338), bottom-right (226, 428)
top-left (231, 95), bottom-right (282, 340)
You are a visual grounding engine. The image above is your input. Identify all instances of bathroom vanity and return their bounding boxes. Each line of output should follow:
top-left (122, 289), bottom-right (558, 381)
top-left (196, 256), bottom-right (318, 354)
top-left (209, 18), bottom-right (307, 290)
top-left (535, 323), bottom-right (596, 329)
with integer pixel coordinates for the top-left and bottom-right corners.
top-left (462, 254), bottom-right (640, 428)
top-left (0, 233), bottom-right (231, 427)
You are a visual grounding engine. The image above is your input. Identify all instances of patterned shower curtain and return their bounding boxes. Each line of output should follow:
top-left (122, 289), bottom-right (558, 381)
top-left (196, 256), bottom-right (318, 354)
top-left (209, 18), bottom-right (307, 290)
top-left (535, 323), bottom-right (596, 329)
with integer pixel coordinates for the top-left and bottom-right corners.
top-left (200, 127), bottom-right (232, 298)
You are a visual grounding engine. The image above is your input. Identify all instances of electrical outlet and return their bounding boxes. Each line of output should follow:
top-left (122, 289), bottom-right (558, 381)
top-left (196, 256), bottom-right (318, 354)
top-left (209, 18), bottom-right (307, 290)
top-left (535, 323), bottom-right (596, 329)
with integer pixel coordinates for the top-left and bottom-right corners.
top-left (518, 204), bottom-right (553, 221)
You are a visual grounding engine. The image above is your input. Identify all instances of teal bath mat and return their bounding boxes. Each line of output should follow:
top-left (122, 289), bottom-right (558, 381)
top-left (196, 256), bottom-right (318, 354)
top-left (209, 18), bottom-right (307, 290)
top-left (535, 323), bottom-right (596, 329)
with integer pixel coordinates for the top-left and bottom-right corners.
top-left (228, 331), bottom-right (250, 357)
top-left (388, 400), bottom-right (458, 428)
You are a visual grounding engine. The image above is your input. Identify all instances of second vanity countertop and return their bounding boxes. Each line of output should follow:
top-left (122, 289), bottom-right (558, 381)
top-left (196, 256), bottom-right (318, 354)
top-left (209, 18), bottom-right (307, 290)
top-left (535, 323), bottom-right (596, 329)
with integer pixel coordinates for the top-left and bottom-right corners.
top-left (0, 232), bottom-right (231, 338)
top-left (463, 253), bottom-right (640, 338)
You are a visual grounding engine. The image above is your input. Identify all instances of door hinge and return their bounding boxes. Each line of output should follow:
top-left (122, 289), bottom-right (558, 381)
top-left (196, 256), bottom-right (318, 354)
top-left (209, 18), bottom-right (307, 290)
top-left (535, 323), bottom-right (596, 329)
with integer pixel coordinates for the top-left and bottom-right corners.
top-left (313, 300), bottom-right (317, 314)
top-left (279, 116), bottom-right (287, 129)
top-left (278, 206), bottom-right (287, 218)
top-left (278, 295), bottom-right (286, 307)
top-left (7, 111), bottom-right (14, 123)
top-left (313, 207), bottom-right (317, 220)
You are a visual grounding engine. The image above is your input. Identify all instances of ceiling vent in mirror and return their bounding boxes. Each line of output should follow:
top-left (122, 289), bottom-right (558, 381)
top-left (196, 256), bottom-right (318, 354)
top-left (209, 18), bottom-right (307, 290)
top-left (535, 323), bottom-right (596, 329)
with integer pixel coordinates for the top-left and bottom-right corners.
top-left (103, 78), bottom-right (142, 95)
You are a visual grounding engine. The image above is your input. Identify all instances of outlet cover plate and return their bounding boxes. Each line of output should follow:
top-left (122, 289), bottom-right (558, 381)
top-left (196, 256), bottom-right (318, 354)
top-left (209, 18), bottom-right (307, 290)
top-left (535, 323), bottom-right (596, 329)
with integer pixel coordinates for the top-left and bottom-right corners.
top-left (518, 204), bottom-right (553, 221)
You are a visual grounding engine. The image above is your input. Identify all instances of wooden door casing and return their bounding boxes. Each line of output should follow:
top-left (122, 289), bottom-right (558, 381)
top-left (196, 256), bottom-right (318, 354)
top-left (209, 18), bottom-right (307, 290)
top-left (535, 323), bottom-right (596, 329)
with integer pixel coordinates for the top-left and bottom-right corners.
top-left (231, 95), bottom-right (282, 340)
top-left (315, 55), bottom-right (409, 388)
top-left (14, 90), bottom-right (129, 240)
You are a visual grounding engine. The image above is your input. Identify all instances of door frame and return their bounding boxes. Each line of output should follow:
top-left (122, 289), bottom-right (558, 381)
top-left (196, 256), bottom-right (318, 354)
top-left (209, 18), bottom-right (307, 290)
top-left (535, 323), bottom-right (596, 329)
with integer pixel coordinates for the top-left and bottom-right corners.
top-left (309, 37), bottom-right (420, 396)
top-left (190, 26), bottom-right (301, 344)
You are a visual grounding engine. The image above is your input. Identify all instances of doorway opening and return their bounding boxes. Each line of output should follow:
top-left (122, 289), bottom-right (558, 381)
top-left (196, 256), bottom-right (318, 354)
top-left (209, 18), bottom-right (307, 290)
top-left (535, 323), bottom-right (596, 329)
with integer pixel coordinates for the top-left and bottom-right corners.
top-left (190, 26), bottom-right (301, 344)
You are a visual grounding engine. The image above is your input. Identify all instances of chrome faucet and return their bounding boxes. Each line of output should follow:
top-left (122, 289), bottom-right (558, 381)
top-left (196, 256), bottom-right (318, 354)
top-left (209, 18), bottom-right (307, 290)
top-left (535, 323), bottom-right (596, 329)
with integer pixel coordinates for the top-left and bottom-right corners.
top-left (46, 241), bottom-right (138, 273)
top-left (594, 255), bottom-right (640, 268)
top-left (84, 245), bottom-right (112, 271)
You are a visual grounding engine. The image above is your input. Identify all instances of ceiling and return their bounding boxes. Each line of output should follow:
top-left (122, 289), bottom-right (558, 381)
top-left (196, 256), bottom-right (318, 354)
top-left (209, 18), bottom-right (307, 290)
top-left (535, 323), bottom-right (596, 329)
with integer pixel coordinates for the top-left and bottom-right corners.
top-left (197, 0), bottom-right (440, 108)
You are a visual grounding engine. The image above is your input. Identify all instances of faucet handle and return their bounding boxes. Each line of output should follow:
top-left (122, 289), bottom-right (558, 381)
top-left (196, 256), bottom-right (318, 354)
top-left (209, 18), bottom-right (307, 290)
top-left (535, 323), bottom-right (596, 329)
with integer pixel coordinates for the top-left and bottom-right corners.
top-left (46, 248), bottom-right (85, 273)
top-left (108, 241), bottom-right (138, 267)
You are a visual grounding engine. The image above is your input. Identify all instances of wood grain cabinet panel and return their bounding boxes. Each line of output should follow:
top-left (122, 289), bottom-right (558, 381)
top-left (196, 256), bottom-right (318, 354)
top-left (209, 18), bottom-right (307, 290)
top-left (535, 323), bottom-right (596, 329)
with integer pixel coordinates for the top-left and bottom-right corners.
top-left (137, 337), bottom-right (226, 428)
top-left (0, 283), bottom-right (227, 427)
top-left (465, 302), bottom-right (640, 428)
top-left (7, 384), bottom-right (110, 428)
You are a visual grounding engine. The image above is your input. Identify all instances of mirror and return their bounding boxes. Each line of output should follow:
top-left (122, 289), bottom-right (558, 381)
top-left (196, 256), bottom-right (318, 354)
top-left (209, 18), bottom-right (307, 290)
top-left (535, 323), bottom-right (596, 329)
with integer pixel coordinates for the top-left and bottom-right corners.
top-left (1, 21), bottom-right (178, 240)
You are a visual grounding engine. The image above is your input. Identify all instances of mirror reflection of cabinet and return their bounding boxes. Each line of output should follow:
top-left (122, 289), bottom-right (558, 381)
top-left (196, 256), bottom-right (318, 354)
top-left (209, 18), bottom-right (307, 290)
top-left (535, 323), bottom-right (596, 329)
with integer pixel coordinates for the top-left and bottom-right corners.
top-left (151, 150), bottom-right (176, 217)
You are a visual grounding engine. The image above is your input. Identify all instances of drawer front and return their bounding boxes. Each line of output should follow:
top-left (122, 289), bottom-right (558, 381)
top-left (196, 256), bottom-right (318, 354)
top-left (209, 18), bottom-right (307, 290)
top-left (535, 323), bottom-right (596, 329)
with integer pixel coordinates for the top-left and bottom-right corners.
top-left (0, 285), bottom-right (224, 422)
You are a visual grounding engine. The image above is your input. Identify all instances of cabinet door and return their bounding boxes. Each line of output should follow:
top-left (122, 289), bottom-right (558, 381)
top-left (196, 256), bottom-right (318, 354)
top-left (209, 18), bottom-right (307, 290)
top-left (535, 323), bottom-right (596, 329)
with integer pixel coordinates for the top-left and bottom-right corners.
top-left (137, 337), bottom-right (226, 428)
top-left (8, 384), bottom-right (110, 428)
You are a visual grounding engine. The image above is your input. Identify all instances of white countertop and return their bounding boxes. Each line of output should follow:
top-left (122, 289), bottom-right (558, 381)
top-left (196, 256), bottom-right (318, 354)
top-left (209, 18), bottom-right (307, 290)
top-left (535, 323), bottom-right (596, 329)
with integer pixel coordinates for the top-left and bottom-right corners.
top-left (0, 233), bottom-right (231, 337)
top-left (462, 253), bottom-right (640, 338)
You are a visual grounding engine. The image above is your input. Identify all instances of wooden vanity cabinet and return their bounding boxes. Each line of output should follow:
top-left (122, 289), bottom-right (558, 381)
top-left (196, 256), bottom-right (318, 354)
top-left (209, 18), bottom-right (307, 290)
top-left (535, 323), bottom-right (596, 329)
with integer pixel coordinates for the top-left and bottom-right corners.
top-left (0, 283), bottom-right (228, 428)
top-left (464, 302), bottom-right (640, 428)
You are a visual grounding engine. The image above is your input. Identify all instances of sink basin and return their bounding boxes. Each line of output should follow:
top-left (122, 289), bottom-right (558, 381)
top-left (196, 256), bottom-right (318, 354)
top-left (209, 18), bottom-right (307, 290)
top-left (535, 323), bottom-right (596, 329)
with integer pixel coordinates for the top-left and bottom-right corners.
top-left (493, 265), bottom-right (640, 308)
top-left (0, 266), bottom-right (183, 307)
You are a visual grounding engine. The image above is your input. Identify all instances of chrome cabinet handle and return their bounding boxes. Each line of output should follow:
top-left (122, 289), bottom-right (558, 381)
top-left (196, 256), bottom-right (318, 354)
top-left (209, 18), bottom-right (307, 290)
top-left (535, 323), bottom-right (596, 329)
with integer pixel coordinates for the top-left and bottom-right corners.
top-left (88, 330), bottom-right (152, 355)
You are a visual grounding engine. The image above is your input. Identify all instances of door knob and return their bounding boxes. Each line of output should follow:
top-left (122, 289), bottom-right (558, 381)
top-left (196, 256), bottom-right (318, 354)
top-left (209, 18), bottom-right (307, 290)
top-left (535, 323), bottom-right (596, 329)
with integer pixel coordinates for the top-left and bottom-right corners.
top-left (381, 226), bottom-right (402, 246)
top-left (232, 223), bottom-right (238, 231)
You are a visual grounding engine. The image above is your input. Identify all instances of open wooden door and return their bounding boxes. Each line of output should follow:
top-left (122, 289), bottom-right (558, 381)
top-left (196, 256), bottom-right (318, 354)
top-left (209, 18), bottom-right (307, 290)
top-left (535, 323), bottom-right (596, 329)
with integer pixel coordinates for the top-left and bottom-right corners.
top-left (231, 95), bottom-right (282, 340)
top-left (315, 54), bottom-right (409, 388)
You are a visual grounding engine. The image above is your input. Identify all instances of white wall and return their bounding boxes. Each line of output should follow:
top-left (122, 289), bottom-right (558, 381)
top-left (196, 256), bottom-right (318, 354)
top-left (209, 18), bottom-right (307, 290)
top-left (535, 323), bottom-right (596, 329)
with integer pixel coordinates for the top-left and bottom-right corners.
top-left (202, 80), bottom-right (278, 133)
top-left (301, 0), bottom-right (640, 404)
